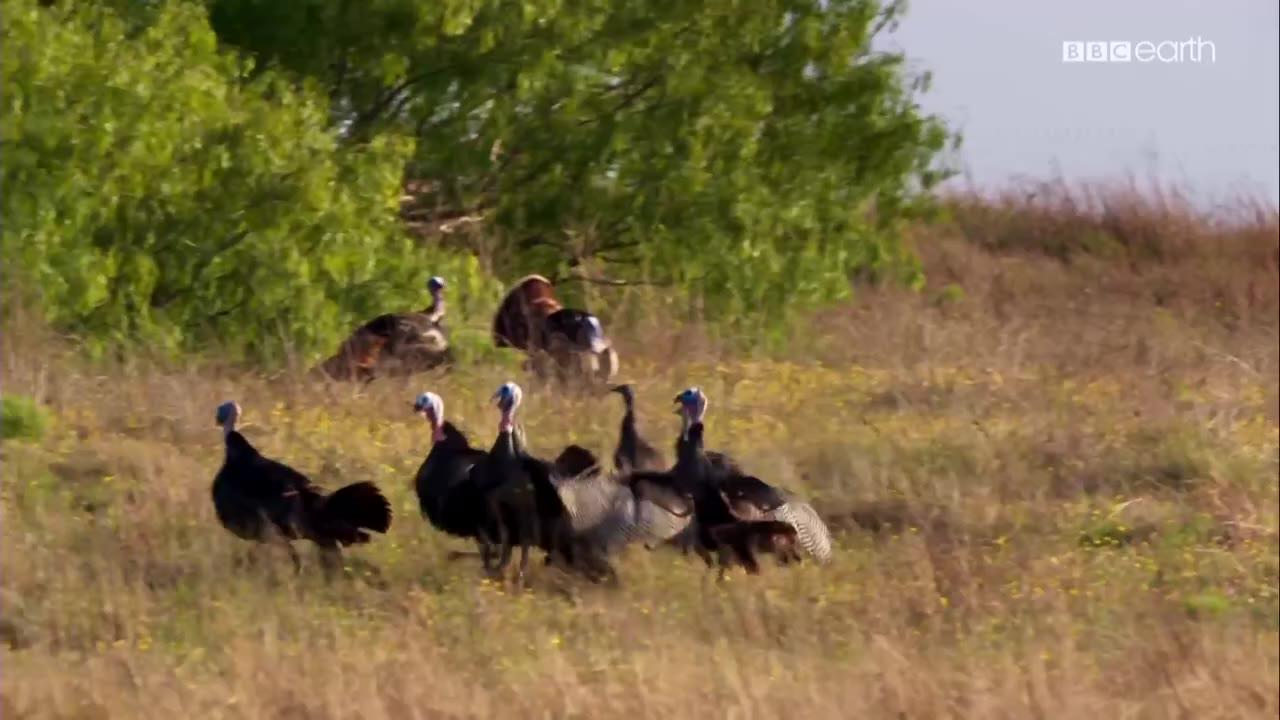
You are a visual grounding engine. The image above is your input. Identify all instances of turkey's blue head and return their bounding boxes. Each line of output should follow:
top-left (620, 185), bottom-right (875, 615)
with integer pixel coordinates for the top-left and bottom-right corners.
top-left (215, 401), bottom-right (241, 434)
top-left (492, 381), bottom-right (523, 431)
top-left (426, 276), bottom-right (447, 312)
top-left (673, 387), bottom-right (707, 436)
top-left (413, 391), bottom-right (446, 443)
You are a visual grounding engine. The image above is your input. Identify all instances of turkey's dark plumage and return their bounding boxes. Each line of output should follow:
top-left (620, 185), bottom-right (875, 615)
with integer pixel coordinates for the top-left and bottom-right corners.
top-left (619, 470), bottom-right (698, 520)
top-left (674, 424), bottom-right (743, 478)
top-left (468, 383), bottom-right (579, 583)
top-left (716, 471), bottom-right (788, 516)
top-left (541, 308), bottom-right (608, 354)
top-left (610, 384), bottom-right (664, 473)
top-left (413, 420), bottom-right (489, 541)
top-left (670, 388), bottom-right (834, 567)
top-left (675, 422), bottom-right (742, 554)
top-left (708, 521), bottom-right (802, 573)
top-left (212, 426), bottom-right (392, 556)
top-left (470, 427), bottom-right (577, 581)
top-left (664, 388), bottom-right (833, 575)
top-left (553, 444), bottom-right (603, 478)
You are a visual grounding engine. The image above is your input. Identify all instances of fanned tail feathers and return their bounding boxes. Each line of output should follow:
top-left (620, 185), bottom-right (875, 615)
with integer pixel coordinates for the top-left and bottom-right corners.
top-left (766, 500), bottom-right (833, 564)
top-left (320, 481), bottom-right (393, 545)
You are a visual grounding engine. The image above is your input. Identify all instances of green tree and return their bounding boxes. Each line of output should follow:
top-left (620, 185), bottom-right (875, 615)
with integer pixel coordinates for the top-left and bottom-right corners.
top-left (1, 0), bottom-right (490, 362)
top-left (204, 0), bottom-right (957, 329)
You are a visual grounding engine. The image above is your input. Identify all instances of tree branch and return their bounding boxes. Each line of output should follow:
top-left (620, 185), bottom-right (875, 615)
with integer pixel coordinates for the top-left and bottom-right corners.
top-left (345, 65), bottom-right (460, 139)
top-left (576, 74), bottom-right (664, 128)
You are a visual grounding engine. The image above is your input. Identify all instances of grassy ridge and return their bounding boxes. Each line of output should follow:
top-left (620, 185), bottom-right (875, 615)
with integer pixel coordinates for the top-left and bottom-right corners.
top-left (2, 183), bottom-right (1278, 718)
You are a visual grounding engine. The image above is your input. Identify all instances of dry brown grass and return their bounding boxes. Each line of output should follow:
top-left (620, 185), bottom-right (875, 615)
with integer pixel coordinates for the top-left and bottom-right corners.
top-left (2, 181), bottom-right (1278, 719)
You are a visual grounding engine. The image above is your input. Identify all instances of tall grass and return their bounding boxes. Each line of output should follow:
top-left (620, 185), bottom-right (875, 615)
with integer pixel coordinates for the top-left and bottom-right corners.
top-left (1, 181), bottom-right (1277, 719)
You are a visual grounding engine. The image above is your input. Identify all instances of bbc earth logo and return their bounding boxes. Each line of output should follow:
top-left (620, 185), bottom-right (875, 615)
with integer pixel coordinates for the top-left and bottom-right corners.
top-left (1062, 38), bottom-right (1216, 64)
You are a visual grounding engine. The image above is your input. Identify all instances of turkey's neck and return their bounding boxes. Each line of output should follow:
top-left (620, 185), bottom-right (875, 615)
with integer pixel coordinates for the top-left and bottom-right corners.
top-left (425, 291), bottom-right (445, 318)
top-left (492, 428), bottom-right (518, 460)
top-left (222, 421), bottom-right (249, 461)
top-left (679, 424), bottom-right (703, 461)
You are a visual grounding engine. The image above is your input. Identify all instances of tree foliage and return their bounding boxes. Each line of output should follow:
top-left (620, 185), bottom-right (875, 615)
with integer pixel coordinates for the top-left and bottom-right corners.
top-left (2, 0), bottom-right (955, 362)
top-left (206, 0), bottom-right (956, 327)
top-left (1, 0), bottom-right (491, 362)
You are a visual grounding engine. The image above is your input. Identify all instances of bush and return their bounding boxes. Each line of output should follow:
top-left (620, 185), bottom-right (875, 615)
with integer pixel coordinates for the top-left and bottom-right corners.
top-left (2, 0), bottom-right (960, 361)
top-left (1, 395), bottom-right (50, 442)
top-left (0, 0), bottom-right (483, 364)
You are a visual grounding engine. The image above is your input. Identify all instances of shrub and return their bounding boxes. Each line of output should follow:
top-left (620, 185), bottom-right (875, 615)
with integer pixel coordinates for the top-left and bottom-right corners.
top-left (1, 395), bottom-right (49, 442)
top-left (0, 0), bottom-right (483, 364)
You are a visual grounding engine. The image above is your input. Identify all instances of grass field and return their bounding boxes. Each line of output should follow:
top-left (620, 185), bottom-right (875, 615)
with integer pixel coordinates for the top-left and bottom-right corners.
top-left (2, 182), bottom-right (1278, 719)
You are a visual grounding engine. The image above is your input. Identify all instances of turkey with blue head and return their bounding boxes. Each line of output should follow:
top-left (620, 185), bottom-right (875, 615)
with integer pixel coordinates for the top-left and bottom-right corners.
top-left (466, 381), bottom-right (578, 587)
top-left (468, 382), bottom-right (697, 587)
top-left (666, 387), bottom-right (834, 576)
top-left (210, 401), bottom-right (392, 574)
top-left (410, 391), bottom-right (494, 563)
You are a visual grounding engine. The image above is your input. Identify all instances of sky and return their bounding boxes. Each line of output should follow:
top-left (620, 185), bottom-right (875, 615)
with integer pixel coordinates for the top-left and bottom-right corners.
top-left (877, 0), bottom-right (1280, 207)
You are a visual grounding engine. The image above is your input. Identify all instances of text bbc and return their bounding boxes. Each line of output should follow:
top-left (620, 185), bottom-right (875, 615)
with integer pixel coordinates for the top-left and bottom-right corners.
top-left (1061, 39), bottom-right (1216, 64)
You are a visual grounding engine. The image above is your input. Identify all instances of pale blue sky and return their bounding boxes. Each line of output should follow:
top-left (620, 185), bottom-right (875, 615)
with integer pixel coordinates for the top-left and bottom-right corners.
top-left (879, 0), bottom-right (1279, 207)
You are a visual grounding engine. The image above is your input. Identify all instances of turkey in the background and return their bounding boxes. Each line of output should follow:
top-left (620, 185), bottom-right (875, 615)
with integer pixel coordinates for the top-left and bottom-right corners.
top-left (491, 274), bottom-right (619, 386)
top-left (314, 275), bottom-right (453, 382)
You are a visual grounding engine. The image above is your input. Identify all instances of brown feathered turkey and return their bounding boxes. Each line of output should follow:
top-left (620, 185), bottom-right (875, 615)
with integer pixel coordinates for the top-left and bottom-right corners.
top-left (491, 274), bottom-right (618, 385)
top-left (314, 276), bottom-right (452, 382)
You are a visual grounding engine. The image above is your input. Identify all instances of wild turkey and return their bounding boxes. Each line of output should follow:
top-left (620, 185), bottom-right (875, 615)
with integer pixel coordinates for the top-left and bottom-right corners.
top-left (474, 382), bottom-right (694, 585)
top-left (314, 276), bottom-right (452, 382)
top-left (610, 384), bottom-right (665, 473)
top-left (609, 383), bottom-right (742, 475)
top-left (491, 275), bottom-right (559, 351)
top-left (709, 521), bottom-right (803, 573)
top-left (211, 401), bottom-right (392, 572)
top-left (506, 389), bottom-right (694, 562)
top-left (673, 387), bottom-right (834, 567)
top-left (673, 393), bottom-right (744, 478)
top-left (710, 464), bottom-right (833, 566)
top-left (467, 381), bottom-right (579, 586)
top-left (546, 446), bottom-right (695, 575)
top-left (491, 274), bottom-right (619, 384)
top-left (605, 384), bottom-right (746, 556)
top-left (410, 391), bottom-right (495, 562)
